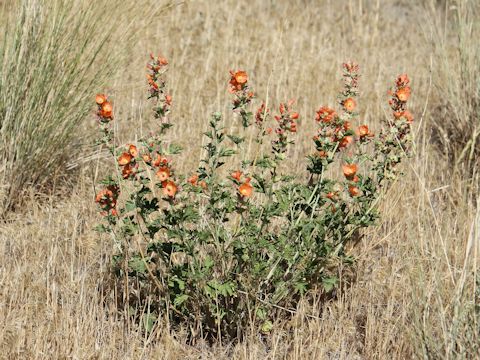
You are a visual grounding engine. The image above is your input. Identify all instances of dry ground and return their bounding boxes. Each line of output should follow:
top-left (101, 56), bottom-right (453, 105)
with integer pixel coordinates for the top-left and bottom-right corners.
top-left (1, 0), bottom-right (479, 359)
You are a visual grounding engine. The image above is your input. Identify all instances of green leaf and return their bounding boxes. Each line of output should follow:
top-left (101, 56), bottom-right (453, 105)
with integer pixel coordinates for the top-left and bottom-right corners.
top-left (203, 256), bottom-right (214, 270)
top-left (219, 148), bottom-right (236, 157)
top-left (322, 276), bottom-right (338, 292)
top-left (294, 281), bottom-right (308, 295)
top-left (255, 156), bottom-right (275, 169)
top-left (167, 143), bottom-right (183, 155)
top-left (128, 256), bottom-right (147, 274)
top-left (94, 224), bottom-right (109, 233)
top-left (261, 320), bottom-right (273, 334)
top-left (227, 134), bottom-right (245, 145)
top-left (256, 307), bottom-right (267, 320)
top-left (143, 313), bottom-right (157, 333)
top-left (173, 294), bottom-right (189, 307)
top-left (125, 200), bottom-right (136, 212)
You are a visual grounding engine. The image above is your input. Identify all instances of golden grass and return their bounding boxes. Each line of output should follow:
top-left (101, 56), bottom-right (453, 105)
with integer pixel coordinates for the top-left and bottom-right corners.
top-left (1, 0), bottom-right (479, 358)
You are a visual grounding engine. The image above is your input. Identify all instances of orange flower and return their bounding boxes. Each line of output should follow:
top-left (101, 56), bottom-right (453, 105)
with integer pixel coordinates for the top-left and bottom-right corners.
top-left (238, 182), bottom-right (253, 197)
top-left (199, 180), bottom-right (207, 190)
top-left (128, 144), bottom-right (138, 157)
top-left (357, 125), bottom-right (370, 137)
top-left (393, 110), bottom-right (414, 123)
top-left (290, 122), bottom-right (297, 132)
top-left (158, 57), bottom-right (168, 66)
top-left (95, 185), bottom-right (119, 215)
top-left (396, 86), bottom-right (411, 102)
top-left (118, 152), bottom-right (133, 166)
top-left (403, 110), bottom-right (414, 123)
top-left (142, 153), bottom-right (152, 163)
top-left (396, 74), bottom-right (410, 87)
top-left (229, 70), bottom-right (248, 92)
top-left (153, 154), bottom-right (168, 167)
top-left (291, 112), bottom-right (299, 120)
top-left (343, 163), bottom-right (358, 179)
top-left (231, 170), bottom-right (242, 181)
top-left (318, 150), bottom-right (327, 158)
top-left (393, 111), bottom-right (403, 119)
top-left (95, 191), bottom-right (103, 203)
top-left (188, 174), bottom-right (198, 185)
top-left (234, 71), bottom-right (248, 85)
top-left (95, 188), bottom-right (112, 203)
top-left (343, 98), bottom-right (356, 112)
top-left (101, 101), bottom-right (113, 118)
top-left (163, 180), bottom-right (177, 197)
top-left (339, 135), bottom-right (354, 148)
top-left (348, 185), bottom-right (360, 197)
top-left (315, 106), bottom-right (337, 123)
top-left (326, 192), bottom-right (336, 200)
top-left (343, 62), bottom-right (359, 73)
top-left (122, 163), bottom-right (135, 179)
top-left (165, 94), bottom-right (172, 105)
top-left (343, 121), bottom-right (352, 131)
top-left (95, 94), bottom-right (107, 105)
top-left (156, 167), bottom-right (170, 181)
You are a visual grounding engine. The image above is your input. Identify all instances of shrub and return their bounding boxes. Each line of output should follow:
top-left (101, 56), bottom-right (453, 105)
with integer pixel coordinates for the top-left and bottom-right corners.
top-left (94, 55), bottom-right (413, 339)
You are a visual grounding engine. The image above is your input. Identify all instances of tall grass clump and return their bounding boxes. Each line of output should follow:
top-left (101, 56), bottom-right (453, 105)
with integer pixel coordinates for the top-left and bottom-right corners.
top-left (426, 0), bottom-right (480, 170)
top-left (408, 192), bottom-right (480, 358)
top-left (0, 0), bottom-right (162, 214)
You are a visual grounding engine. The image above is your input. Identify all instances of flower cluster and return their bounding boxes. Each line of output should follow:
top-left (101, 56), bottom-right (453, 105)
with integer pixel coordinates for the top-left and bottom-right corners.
top-left (310, 105), bottom-right (355, 173)
top-left (255, 102), bottom-right (269, 127)
top-left (153, 154), bottom-right (177, 197)
top-left (95, 184), bottom-right (119, 217)
top-left (95, 94), bottom-right (113, 121)
top-left (315, 106), bottom-right (337, 123)
top-left (271, 100), bottom-right (299, 157)
top-left (340, 62), bottom-right (359, 112)
top-left (230, 170), bottom-right (253, 198)
top-left (230, 70), bottom-right (254, 127)
top-left (390, 74), bottom-right (414, 125)
top-left (93, 55), bottom-right (180, 219)
top-left (187, 173), bottom-right (207, 190)
top-left (373, 74), bottom-right (413, 182)
top-left (118, 144), bottom-right (139, 179)
top-left (147, 53), bottom-right (172, 124)
top-left (94, 94), bottom-right (115, 152)
top-left (309, 62), bottom-right (375, 178)
top-left (342, 162), bottom-right (361, 197)
top-left (341, 62), bottom-right (360, 96)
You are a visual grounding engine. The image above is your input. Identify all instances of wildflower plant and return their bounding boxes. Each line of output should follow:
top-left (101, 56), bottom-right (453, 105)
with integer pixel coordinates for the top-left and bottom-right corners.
top-left (94, 56), bottom-right (413, 339)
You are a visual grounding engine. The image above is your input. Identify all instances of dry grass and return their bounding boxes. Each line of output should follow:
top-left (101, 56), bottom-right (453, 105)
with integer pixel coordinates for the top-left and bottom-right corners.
top-left (1, 0), bottom-right (479, 358)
